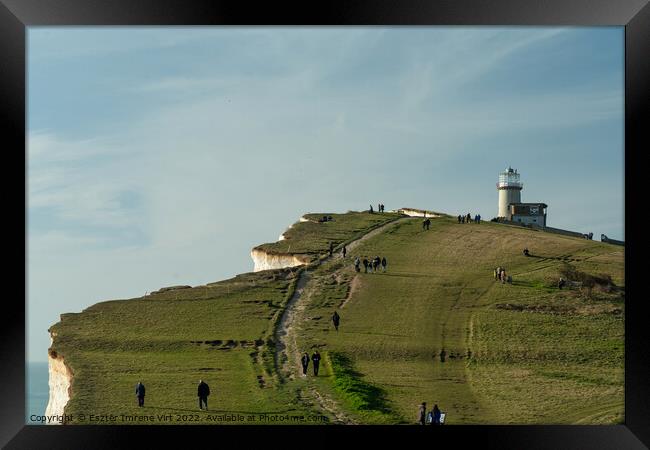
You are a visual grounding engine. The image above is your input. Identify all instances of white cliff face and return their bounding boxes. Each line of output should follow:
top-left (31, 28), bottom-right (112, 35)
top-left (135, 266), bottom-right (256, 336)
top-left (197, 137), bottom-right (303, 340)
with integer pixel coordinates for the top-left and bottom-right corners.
top-left (251, 248), bottom-right (310, 272)
top-left (45, 340), bottom-right (72, 425)
top-left (399, 208), bottom-right (442, 218)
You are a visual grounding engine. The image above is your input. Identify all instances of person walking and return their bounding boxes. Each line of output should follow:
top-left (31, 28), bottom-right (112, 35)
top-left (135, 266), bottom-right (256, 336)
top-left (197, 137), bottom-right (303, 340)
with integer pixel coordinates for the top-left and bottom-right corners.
top-left (381, 257), bottom-right (387, 272)
top-left (329, 242), bottom-right (334, 257)
top-left (363, 258), bottom-right (369, 273)
top-left (369, 204), bottom-right (374, 214)
top-left (461, 216), bottom-right (465, 224)
top-left (457, 215), bottom-right (461, 223)
top-left (501, 270), bottom-right (507, 284)
top-left (135, 381), bottom-right (146, 407)
top-left (332, 311), bottom-right (340, 331)
top-left (440, 349), bottom-right (447, 362)
top-left (418, 402), bottom-right (427, 425)
top-left (432, 404), bottom-right (441, 425)
top-left (477, 214), bottom-right (481, 224)
top-left (197, 379), bottom-right (210, 410)
top-left (427, 218), bottom-right (431, 230)
top-left (311, 351), bottom-right (321, 376)
top-left (342, 245), bottom-right (347, 258)
top-left (301, 352), bottom-right (310, 376)
top-left (354, 256), bottom-right (361, 272)
top-left (373, 256), bottom-right (380, 272)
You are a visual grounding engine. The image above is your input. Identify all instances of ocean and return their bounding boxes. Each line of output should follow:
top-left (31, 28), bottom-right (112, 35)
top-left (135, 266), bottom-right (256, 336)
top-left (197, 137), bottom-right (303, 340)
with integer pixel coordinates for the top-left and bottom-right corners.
top-left (27, 361), bottom-right (49, 425)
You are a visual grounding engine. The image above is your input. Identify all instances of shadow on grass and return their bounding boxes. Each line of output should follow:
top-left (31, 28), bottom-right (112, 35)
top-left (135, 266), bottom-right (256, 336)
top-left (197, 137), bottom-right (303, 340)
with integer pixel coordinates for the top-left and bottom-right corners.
top-left (329, 352), bottom-right (396, 416)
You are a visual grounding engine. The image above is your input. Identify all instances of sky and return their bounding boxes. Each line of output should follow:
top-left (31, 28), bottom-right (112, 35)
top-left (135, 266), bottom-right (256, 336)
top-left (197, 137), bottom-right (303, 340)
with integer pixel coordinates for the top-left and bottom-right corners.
top-left (27, 27), bottom-right (624, 362)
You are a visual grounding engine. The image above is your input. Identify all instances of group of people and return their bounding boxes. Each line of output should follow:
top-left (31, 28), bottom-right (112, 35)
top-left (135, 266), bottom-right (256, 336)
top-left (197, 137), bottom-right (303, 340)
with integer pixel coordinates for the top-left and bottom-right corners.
top-left (457, 213), bottom-right (481, 224)
top-left (369, 203), bottom-right (386, 213)
top-left (134, 380), bottom-right (211, 410)
top-left (354, 256), bottom-right (387, 273)
top-left (300, 351), bottom-right (322, 376)
top-left (318, 215), bottom-right (334, 223)
top-left (494, 266), bottom-right (512, 284)
top-left (418, 402), bottom-right (444, 425)
top-left (422, 218), bottom-right (431, 230)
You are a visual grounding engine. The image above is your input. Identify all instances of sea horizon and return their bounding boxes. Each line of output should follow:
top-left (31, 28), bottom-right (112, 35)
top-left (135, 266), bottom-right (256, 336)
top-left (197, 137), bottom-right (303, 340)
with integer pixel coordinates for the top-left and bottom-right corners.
top-left (27, 361), bottom-right (49, 425)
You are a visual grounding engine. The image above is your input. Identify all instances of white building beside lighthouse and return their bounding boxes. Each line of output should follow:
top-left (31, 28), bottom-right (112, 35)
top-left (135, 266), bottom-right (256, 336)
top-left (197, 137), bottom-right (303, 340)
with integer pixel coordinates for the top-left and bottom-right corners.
top-left (497, 167), bottom-right (547, 227)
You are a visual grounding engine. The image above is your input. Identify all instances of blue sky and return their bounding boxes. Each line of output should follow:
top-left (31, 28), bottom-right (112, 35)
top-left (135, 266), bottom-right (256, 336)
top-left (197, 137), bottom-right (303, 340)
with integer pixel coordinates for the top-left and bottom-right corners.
top-left (27, 27), bottom-right (624, 362)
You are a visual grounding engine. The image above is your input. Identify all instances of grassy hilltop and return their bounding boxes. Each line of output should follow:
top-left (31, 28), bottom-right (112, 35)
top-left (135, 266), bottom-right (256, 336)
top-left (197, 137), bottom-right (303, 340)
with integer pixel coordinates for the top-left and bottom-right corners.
top-left (49, 211), bottom-right (624, 425)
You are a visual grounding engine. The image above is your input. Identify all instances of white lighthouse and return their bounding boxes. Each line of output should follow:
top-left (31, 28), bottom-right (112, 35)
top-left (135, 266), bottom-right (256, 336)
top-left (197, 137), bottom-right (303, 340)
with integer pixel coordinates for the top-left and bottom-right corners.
top-left (497, 167), bottom-right (522, 218)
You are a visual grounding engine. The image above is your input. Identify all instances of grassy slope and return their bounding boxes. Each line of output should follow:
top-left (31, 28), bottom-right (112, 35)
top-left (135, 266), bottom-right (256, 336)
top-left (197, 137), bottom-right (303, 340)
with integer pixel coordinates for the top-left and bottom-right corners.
top-left (254, 211), bottom-right (400, 256)
top-left (50, 213), bottom-right (394, 424)
top-left (294, 217), bottom-right (624, 424)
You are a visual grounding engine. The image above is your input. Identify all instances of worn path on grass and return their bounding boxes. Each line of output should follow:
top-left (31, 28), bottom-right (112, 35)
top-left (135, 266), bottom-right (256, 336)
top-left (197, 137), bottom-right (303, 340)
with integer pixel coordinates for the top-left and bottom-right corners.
top-left (273, 216), bottom-right (414, 423)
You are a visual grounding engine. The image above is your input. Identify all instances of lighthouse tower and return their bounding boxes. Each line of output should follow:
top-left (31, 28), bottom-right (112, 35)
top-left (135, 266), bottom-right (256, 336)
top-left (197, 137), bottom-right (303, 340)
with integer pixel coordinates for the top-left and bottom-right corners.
top-left (497, 167), bottom-right (523, 218)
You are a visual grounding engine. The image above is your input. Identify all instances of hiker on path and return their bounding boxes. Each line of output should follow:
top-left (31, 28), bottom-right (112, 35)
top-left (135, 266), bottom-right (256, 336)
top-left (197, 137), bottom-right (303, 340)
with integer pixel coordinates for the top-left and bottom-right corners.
top-left (301, 352), bottom-right (310, 376)
top-left (432, 404), bottom-right (441, 425)
top-left (135, 381), bottom-right (145, 407)
top-left (501, 270), bottom-right (507, 284)
top-left (342, 245), bottom-right (347, 258)
top-left (197, 380), bottom-right (210, 410)
top-left (422, 219), bottom-right (427, 230)
top-left (381, 257), bottom-right (387, 272)
top-left (311, 351), bottom-right (321, 376)
top-left (418, 402), bottom-right (427, 425)
top-left (332, 311), bottom-right (340, 331)
top-left (461, 216), bottom-right (465, 223)
top-left (426, 218), bottom-right (431, 230)
top-left (373, 256), bottom-right (381, 272)
top-left (370, 205), bottom-right (374, 214)
top-left (477, 214), bottom-right (481, 224)
top-left (440, 349), bottom-right (447, 362)
top-left (523, 248), bottom-right (530, 257)
top-left (354, 256), bottom-right (361, 272)
top-left (363, 258), bottom-right (369, 273)
top-left (466, 213), bottom-right (472, 223)
top-left (329, 242), bottom-right (334, 257)
top-left (558, 277), bottom-right (566, 290)
top-left (457, 215), bottom-right (462, 223)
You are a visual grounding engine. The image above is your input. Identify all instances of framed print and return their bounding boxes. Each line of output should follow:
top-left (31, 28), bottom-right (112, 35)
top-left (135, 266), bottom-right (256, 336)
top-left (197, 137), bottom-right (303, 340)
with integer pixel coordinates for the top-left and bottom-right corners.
top-left (1, 0), bottom-right (648, 448)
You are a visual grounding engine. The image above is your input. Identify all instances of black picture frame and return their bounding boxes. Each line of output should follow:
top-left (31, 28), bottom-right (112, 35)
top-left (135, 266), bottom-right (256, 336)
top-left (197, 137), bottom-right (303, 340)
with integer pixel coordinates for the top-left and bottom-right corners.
top-left (2, 0), bottom-right (648, 448)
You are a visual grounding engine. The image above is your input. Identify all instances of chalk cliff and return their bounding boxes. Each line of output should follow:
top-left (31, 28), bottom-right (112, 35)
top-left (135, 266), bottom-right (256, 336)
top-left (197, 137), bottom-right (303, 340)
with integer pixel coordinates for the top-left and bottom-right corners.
top-left (250, 248), bottom-right (311, 272)
top-left (45, 336), bottom-right (72, 425)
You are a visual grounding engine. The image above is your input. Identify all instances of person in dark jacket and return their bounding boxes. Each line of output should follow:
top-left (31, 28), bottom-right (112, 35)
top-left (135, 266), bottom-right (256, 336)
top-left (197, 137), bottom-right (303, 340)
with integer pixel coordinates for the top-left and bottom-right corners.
top-left (440, 349), bottom-right (447, 362)
top-left (198, 380), bottom-right (210, 410)
top-left (457, 215), bottom-right (462, 223)
top-left (363, 258), bottom-right (369, 273)
top-left (329, 242), bottom-right (334, 257)
top-left (342, 246), bottom-right (347, 258)
top-left (311, 351), bottom-right (321, 376)
top-left (135, 381), bottom-right (145, 407)
top-left (381, 257), bottom-right (387, 272)
top-left (418, 402), bottom-right (427, 425)
top-left (432, 404), bottom-right (441, 425)
top-left (354, 256), bottom-right (361, 272)
top-left (301, 352), bottom-right (310, 376)
top-left (332, 311), bottom-right (340, 331)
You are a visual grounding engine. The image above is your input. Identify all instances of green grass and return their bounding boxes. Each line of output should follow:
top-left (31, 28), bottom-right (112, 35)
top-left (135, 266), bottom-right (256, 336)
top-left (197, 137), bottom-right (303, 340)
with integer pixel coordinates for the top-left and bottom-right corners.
top-left (254, 211), bottom-right (400, 256)
top-left (51, 211), bottom-right (624, 425)
top-left (293, 215), bottom-right (624, 424)
top-left (50, 212), bottom-right (412, 425)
